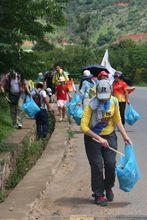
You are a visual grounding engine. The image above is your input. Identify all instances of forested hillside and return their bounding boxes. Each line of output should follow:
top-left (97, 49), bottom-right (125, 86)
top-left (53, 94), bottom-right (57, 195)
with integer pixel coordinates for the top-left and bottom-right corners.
top-left (0, 0), bottom-right (146, 85)
top-left (48, 0), bottom-right (147, 47)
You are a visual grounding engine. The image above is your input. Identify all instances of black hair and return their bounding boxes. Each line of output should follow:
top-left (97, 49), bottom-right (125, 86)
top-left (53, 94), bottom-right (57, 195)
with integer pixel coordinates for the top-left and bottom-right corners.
top-left (36, 83), bottom-right (44, 89)
top-left (54, 63), bottom-right (62, 68)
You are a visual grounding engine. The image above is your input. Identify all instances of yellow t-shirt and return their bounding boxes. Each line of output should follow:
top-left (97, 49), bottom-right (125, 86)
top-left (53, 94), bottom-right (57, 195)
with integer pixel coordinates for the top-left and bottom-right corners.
top-left (80, 96), bottom-right (121, 135)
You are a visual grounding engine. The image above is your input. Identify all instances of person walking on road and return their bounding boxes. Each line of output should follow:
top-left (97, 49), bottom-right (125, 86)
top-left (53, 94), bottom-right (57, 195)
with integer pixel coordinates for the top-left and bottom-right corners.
top-left (81, 79), bottom-right (132, 206)
top-left (1, 70), bottom-right (30, 129)
top-left (80, 70), bottom-right (96, 108)
top-left (55, 76), bottom-right (69, 122)
top-left (112, 71), bottom-right (130, 126)
top-left (35, 82), bottom-right (53, 139)
top-left (98, 71), bottom-right (109, 80)
top-left (52, 64), bottom-right (69, 87)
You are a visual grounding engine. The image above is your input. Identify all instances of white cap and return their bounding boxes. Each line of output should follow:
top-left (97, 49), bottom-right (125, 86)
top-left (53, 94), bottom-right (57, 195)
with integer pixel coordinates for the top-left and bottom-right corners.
top-left (83, 70), bottom-right (93, 78)
top-left (59, 76), bottom-right (65, 82)
top-left (38, 72), bottom-right (43, 76)
top-left (96, 79), bottom-right (112, 100)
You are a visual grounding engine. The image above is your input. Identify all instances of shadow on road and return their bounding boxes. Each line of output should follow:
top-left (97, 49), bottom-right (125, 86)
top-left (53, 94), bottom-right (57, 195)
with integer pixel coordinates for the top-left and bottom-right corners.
top-left (55, 197), bottom-right (93, 206)
top-left (107, 201), bottom-right (131, 208)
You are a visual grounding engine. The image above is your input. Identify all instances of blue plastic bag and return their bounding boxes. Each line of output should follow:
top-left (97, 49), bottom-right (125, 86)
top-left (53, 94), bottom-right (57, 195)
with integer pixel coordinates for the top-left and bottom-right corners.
top-left (21, 95), bottom-right (40, 118)
top-left (116, 144), bottom-right (141, 192)
top-left (73, 93), bottom-right (82, 103)
top-left (73, 105), bottom-right (83, 125)
top-left (67, 100), bottom-right (77, 116)
top-left (125, 104), bottom-right (141, 126)
top-left (67, 93), bottom-right (82, 116)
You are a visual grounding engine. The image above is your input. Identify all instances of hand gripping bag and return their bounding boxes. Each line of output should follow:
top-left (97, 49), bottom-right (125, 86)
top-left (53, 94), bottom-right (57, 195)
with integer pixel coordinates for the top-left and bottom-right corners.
top-left (125, 104), bottom-right (141, 126)
top-left (116, 144), bottom-right (141, 192)
top-left (21, 95), bottom-right (40, 118)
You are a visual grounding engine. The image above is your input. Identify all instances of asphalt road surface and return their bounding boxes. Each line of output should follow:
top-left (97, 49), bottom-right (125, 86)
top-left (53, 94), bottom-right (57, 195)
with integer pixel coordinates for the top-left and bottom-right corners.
top-left (28, 87), bottom-right (147, 220)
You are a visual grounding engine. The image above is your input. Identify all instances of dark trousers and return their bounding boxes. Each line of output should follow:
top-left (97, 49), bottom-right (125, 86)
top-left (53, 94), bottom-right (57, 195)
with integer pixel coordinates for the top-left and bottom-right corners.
top-left (119, 102), bottom-right (126, 125)
top-left (84, 132), bottom-right (117, 197)
top-left (35, 109), bottom-right (49, 139)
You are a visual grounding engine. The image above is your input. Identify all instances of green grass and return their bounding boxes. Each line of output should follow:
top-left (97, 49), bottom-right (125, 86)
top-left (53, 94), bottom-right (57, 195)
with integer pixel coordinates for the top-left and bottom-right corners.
top-left (0, 95), bottom-right (14, 143)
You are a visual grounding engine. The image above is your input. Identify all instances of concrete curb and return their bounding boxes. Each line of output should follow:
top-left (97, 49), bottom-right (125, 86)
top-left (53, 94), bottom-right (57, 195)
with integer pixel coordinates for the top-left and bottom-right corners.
top-left (0, 120), bottom-right (69, 220)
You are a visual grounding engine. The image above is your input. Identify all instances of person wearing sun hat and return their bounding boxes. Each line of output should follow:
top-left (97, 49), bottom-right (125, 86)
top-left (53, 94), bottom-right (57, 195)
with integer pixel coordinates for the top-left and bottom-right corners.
top-left (80, 70), bottom-right (96, 108)
top-left (98, 71), bottom-right (109, 80)
top-left (81, 79), bottom-right (132, 207)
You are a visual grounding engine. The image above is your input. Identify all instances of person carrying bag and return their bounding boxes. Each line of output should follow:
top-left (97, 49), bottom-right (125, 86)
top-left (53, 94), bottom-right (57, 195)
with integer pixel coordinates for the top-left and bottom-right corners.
top-left (81, 79), bottom-right (132, 206)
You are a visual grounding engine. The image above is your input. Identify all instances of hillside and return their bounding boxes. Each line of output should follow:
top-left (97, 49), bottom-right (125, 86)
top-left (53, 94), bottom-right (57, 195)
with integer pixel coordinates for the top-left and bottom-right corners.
top-left (48, 0), bottom-right (147, 47)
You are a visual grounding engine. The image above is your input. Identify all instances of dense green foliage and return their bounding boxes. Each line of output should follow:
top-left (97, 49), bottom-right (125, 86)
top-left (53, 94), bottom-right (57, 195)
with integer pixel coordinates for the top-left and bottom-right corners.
top-left (0, 0), bottom-right (68, 74)
top-left (31, 39), bottom-right (147, 85)
top-left (49, 0), bottom-right (147, 47)
top-left (0, 0), bottom-right (146, 84)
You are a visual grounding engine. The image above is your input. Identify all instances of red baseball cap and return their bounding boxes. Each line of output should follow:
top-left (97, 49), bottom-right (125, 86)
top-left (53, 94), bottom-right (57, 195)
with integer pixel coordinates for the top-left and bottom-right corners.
top-left (98, 71), bottom-right (109, 79)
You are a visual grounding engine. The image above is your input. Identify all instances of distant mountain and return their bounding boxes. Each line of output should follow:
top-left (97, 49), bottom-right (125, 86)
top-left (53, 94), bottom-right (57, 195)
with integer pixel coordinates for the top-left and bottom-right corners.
top-left (48, 0), bottom-right (147, 47)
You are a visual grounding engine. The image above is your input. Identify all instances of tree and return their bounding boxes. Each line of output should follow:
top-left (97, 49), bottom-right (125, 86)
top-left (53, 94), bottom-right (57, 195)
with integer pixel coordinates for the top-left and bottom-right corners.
top-left (0, 0), bottom-right (68, 74)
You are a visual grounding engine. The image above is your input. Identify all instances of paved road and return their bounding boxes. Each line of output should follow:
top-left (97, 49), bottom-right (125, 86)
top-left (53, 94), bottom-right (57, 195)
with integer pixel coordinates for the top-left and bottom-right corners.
top-left (28, 87), bottom-right (147, 220)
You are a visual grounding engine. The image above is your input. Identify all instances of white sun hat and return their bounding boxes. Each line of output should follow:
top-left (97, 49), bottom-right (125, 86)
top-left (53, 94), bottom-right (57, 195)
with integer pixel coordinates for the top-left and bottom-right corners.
top-left (83, 70), bottom-right (93, 79)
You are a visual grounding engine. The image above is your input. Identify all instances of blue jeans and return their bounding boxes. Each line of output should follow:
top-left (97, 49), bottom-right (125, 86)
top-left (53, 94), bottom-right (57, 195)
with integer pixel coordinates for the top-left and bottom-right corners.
top-left (84, 131), bottom-right (117, 197)
top-left (35, 109), bottom-right (49, 139)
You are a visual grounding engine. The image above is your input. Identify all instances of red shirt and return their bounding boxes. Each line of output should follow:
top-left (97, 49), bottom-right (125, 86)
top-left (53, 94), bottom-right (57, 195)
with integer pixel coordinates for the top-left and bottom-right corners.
top-left (113, 80), bottom-right (128, 102)
top-left (56, 84), bottom-right (68, 101)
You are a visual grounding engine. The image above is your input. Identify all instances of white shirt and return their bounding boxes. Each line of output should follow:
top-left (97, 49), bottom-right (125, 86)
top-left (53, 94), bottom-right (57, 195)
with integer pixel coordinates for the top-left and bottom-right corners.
top-left (10, 78), bottom-right (20, 93)
top-left (39, 90), bottom-right (47, 109)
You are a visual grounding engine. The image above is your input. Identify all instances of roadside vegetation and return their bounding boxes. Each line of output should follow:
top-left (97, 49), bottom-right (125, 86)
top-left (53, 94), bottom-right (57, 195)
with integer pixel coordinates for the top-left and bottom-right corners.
top-left (0, 95), bottom-right (14, 144)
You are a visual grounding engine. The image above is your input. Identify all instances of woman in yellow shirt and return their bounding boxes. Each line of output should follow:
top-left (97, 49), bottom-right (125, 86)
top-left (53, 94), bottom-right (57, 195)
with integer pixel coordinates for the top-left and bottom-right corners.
top-left (81, 79), bottom-right (132, 206)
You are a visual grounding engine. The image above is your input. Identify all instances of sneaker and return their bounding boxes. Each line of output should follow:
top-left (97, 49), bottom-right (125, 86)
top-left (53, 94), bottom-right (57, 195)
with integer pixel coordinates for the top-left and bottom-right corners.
top-left (59, 117), bottom-right (63, 122)
top-left (13, 123), bottom-right (19, 129)
top-left (18, 123), bottom-right (22, 129)
top-left (106, 188), bottom-right (114, 202)
top-left (95, 196), bottom-right (108, 206)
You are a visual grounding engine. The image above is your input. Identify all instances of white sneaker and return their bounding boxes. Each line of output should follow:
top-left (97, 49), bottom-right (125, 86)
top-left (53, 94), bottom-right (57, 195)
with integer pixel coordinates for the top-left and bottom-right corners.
top-left (18, 123), bottom-right (22, 129)
top-left (59, 117), bottom-right (63, 122)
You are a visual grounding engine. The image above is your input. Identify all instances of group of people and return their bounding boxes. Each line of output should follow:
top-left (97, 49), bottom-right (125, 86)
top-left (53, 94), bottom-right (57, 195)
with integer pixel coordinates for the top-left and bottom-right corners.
top-left (0, 64), bottom-right (134, 207)
top-left (0, 64), bottom-right (76, 138)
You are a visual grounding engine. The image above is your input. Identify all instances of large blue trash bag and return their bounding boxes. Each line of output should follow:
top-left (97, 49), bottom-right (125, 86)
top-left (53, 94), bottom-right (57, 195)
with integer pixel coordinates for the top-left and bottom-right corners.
top-left (21, 95), bottom-right (40, 118)
top-left (116, 144), bottom-right (141, 192)
top-left (73, 105), bottom-right (83, 125)
top-left (66, 100), bottom-right (77, 116)
top-left (67, 93), bottom-right (82, 116)
top-left (125, 104), bottom-right (141, 126)
top-left (73, 92), bottom-right (82, 103)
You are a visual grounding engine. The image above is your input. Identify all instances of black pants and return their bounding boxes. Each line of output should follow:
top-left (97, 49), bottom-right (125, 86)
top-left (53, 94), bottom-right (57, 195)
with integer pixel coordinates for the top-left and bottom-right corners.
top-left (35, 109), bottom-right (49, 139)
top-left (119, 102), bottom-right (126, 125)
top-left (84, 132), bottom-right (117, 197)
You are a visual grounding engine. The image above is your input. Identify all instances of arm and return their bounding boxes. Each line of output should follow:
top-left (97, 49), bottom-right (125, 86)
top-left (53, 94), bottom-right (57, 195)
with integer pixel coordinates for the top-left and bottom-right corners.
top-left (123, 82), bottom-right (130, 104)
top-left (23, 80), bottom-right (31, 95)
top-left (124, 88), bottom-right (130, 104)
top-left (43, 96), bottom-right (53, 112)
top-left (116, 121), bottom-right (132, 145)
top-left (0, 83), bottom-right (5, 94)
top-left (113, 97), bottom-right (132, 144)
